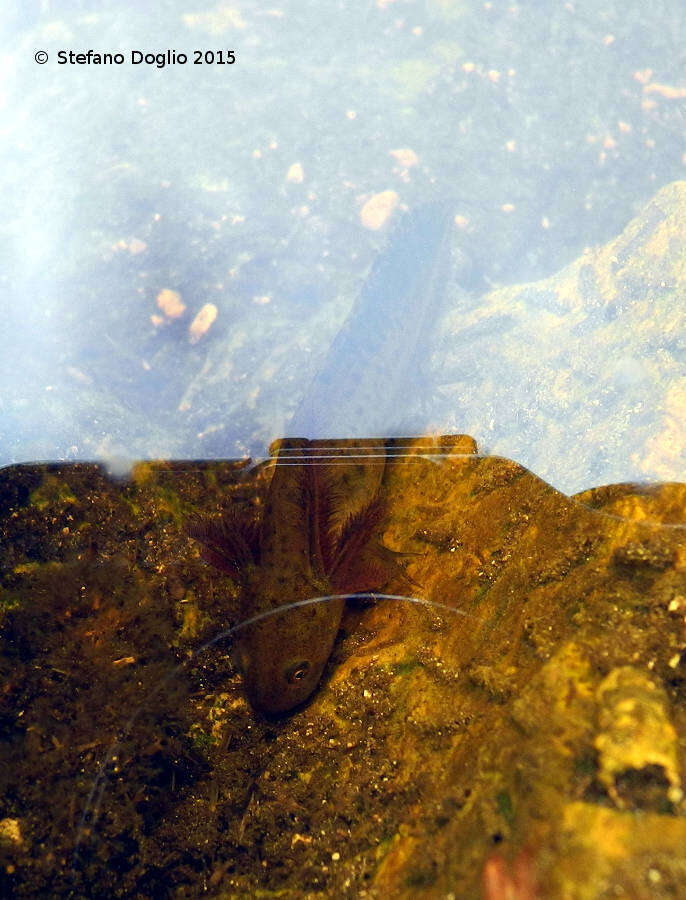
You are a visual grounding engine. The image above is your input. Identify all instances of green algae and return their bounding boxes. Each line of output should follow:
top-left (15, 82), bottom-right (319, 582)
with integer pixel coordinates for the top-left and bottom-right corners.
top-left (29, 475), bottom-right (77, 511)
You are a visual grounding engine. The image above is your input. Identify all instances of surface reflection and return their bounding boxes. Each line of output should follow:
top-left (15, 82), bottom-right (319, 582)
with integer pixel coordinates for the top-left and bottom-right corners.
top-left (3, 3), bottom-right (685, 494)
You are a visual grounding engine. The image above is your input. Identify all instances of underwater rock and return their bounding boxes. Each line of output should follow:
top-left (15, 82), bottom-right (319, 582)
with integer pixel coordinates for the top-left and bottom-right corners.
top-left (594, 666), bottom-right (681, 808)
top-left (155, 288), bottom-right (186, 320)
top-left (175, 181), bottom-right (685, 495)
top-left (2, 442), bottom-right (686, 896)
top-left (432, 180), bottom-right (686, 493)
top-left (360, 190), bottom-right (400, 230)
top-left (188, 302), bottom-right (218, 344)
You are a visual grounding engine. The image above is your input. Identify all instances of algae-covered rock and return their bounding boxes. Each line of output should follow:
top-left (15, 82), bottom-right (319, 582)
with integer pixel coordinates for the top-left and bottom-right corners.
top-left (2, 444), bottom-right (686, 897)
top-left (179, 180), bottom-right (686, 496)
top-left (594, 666), bottom-right (681, 808)
top-left (553, 803), bottom-right (686, 899)
top-left (432, 180), bottom-right (686, 493)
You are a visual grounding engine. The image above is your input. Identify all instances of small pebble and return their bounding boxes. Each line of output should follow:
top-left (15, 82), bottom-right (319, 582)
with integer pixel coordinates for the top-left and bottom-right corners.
top-left (189, 303), bottom-right (218, 344)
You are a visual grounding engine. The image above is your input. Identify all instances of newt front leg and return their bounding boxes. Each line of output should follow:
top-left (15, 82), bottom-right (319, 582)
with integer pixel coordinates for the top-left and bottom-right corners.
top-left (191, 438), bottom-right (392, 714)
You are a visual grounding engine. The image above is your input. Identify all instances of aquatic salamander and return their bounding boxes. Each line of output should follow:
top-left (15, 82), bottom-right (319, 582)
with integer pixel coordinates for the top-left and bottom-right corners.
top-left (191, 438), bottom-right (393, 713)
top-left (291, 201), bottom-right (460, 438)
top-left (192, 435), bottom-right (477, 714)
top-left (192, 204), bottom-right (463, 713)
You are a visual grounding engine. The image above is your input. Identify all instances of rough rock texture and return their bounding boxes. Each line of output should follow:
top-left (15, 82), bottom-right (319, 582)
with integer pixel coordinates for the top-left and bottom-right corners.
top-left (174, 182), bottom-right (686, 497)
top-left (1, 443), bottom-right (686, 897)
top-left (430, 180), bottom-right (686, 493)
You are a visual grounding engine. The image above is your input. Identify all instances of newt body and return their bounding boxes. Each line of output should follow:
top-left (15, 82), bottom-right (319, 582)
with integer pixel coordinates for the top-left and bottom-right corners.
top-left (235, 438), bottom-right (388, 713)
top-left (192, 435), bottom-right (478, 714)
top-left (291, 201), bottom-right (459, 438)
top-left (192, 204), bottom-right (461, 713)
top-left (192, 438), bottom-right (389, 714)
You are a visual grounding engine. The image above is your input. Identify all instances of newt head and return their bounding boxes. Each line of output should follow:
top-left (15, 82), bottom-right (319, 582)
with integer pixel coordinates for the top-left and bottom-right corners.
top-left (187, 501), bottom-right (349, 715)
top-left (235, 576), bottom-right (345, 716)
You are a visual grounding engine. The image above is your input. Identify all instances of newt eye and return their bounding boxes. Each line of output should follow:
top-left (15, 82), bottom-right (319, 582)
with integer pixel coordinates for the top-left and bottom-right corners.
top-left (285, 660), bottom-right (311, 684)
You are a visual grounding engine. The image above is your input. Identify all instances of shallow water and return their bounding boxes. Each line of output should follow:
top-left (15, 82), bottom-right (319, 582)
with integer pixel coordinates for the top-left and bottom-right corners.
top-left (2, 0), bottom-right (685, 493)
top-left (3, 2), bottom-right (686, 894)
